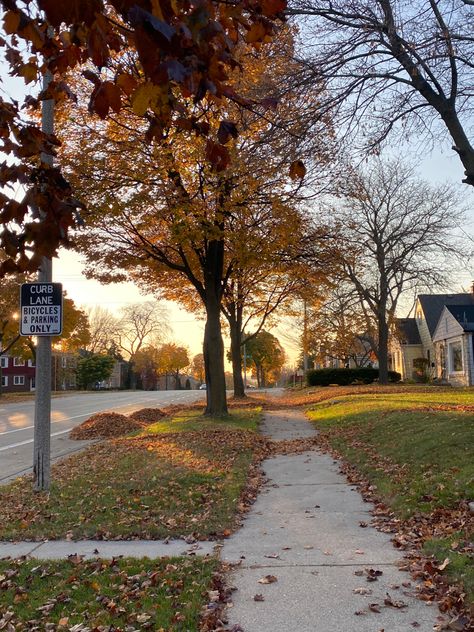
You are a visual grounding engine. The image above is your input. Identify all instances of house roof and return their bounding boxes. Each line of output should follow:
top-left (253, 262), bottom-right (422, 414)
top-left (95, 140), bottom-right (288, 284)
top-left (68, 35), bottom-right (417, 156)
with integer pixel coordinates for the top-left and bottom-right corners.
top-left (418, 293), bottom-right (474, 336)
top-left (445, 305), bottom-right (474, 331)
top-left (395, 318), bottom-right (422, 345)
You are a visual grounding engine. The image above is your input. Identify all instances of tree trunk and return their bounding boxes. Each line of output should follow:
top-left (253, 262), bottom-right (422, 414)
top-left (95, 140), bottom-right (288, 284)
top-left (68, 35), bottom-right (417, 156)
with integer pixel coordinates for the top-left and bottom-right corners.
top-left (229, 320), bottom-right (245, 398)
top-left (441, 107), bottom-right (474, 187)
top-left (378, 315), bottom-right (389, 385)
top-left (129, 362), bottom-right (137, 390)
top-left (203, 296), bottom-right (228, 416)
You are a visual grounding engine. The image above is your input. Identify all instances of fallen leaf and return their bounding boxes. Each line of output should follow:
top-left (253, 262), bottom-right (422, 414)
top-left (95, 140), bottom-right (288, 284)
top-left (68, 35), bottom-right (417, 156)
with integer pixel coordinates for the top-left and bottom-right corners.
top-left (258, 575), bottom-right (277, 584)
top-left (253, 594), bottom-right (265, 601)
top-left (369, 603), bottom-right (381, 613)
top-left (353, 587), bottom-right (372, 595)
top-left (366, 568), bottom-right (383, 582)
top-left (438, 558), bottom-right (450, 571)
top-left (384, 593), bottom-right (407, 609)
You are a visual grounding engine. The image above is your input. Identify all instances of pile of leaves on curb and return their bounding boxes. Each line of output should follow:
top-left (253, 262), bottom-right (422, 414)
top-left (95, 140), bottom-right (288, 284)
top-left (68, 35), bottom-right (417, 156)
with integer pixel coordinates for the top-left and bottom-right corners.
top-left (315, 430), bottom-right (474, 629)
top-left (70, 409), bottom-right (166, 440)
top-left (69, 412), bottom-right (143, 440)
top-left (129, 407), bottom-right (166, 423)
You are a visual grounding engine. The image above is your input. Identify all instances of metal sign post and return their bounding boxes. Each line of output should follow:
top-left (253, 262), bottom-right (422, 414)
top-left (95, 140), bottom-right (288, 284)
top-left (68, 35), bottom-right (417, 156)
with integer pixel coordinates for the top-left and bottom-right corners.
top-left (20, 282), bottom-right (63, 492)
top-left (31, 67), bottom-right (55, 492)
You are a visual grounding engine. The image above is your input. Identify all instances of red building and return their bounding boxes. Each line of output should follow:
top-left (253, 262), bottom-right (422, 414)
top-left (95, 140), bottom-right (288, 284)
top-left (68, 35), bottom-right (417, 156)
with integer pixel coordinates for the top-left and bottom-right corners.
top-left (0, 355), bottom-right (36, 393)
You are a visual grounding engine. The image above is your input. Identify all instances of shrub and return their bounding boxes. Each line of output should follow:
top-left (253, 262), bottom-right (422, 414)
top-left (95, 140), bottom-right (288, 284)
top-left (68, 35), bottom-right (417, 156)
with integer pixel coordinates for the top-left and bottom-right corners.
top-left (306, 367), bottom-right (401, 386)
top-left (412, 357), bottom-right (430, 383)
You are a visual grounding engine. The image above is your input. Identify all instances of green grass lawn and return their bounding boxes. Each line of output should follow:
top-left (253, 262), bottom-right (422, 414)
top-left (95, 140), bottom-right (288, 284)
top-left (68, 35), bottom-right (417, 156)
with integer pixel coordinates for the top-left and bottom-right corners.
top-left (0, 408), bottom-right (263, 541)
top-left (0, 556), bottom-right (218, 630)
top-left (306, 390), bottom-right (474, 603)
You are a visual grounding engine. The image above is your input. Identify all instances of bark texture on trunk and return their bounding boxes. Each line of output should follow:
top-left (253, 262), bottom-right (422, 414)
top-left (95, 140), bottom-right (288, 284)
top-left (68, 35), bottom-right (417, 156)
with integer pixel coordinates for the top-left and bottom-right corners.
top-left (229, 320), bottom-right (245, 398)
top-left (378, 315), bottom-right (389, 385)
top-left (203, 297), bottom-right (228, 416)
top-left (201, 236), bottom-right (228, 416)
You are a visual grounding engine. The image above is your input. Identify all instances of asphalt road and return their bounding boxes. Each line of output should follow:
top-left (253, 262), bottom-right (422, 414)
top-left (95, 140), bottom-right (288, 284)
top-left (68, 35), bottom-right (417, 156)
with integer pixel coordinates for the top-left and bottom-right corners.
top-left (0, 390), bottom-right (206, 484)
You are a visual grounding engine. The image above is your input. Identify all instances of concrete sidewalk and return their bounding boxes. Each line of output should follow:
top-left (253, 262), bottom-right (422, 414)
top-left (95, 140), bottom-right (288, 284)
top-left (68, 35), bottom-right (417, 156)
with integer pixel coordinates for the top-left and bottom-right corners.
top-left (221, 410), bottom-right (442, 632)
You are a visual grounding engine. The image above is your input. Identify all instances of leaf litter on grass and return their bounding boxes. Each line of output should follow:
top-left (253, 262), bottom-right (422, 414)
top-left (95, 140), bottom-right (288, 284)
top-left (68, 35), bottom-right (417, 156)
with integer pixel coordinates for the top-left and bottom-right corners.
top-left (0, 555), bottom-right (221, 631)
top-left (0, 427), bottom-right (272, 541)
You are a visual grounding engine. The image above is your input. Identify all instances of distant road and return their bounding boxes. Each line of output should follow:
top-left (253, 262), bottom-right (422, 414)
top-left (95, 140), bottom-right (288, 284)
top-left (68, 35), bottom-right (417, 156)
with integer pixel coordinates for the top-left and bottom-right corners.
top-left (0, 390), bottom-right (205, 484)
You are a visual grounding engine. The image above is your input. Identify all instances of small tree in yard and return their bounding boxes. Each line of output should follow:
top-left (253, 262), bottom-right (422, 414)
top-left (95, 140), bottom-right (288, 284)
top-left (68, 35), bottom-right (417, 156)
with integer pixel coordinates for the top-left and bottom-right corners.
top-left (191, 354), bottom-right (206, 385)
top-left (156, 343), bottom-right (190, 390)
top-left (76, 354), bottom-right (115, 391)
top-left (306, 285), bottom-right (376, 368)
top-left (413, 357), bottom-right (431, 383)
top-left (246, 331), bottom-right (285, 387)
top-left (327, 158), bottom-right (466, 384)
top-left (116, 302), bottom-right (169, 389)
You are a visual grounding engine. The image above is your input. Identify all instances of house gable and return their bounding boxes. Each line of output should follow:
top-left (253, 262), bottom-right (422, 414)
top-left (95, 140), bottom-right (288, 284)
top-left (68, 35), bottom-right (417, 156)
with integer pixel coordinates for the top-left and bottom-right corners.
top-left (432, 307), bottom-right (464, 342)
top-left (418, 293), bottom-right (474, 337)
top-left (432, 305), bottom-right (474, 386)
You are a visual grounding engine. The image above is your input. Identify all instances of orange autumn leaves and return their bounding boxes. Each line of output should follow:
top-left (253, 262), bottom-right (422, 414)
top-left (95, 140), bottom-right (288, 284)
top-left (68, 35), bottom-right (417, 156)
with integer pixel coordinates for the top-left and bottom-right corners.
top-left (0, 0), bottom-right (290, 275)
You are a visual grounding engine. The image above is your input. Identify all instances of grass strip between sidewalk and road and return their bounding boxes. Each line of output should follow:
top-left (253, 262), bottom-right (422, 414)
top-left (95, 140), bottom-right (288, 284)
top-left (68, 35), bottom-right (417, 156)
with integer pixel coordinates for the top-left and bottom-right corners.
top-left (0, 408), bottom-right (263, 542)
top-left (306, 390), bottom-right (474, 605)
top-left (0, 556), bottom-right (218, 631)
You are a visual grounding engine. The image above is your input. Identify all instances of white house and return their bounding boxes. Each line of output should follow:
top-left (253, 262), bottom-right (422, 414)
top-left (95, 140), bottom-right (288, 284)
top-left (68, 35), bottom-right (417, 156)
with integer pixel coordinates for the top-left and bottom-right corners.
top-left (432, 305), bottom-right (474, 387)
top-left (390, 288), bottom-right (474, 385)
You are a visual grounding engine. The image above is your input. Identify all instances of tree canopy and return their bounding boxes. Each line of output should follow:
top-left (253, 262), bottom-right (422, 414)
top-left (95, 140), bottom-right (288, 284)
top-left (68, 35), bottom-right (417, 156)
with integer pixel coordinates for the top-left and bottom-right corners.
top-left (53, 27), bottom-right (331, 414)
top-left (0, 0), bottom-right (288, 275)
top-left (290, 0), bottom-right (474, 187)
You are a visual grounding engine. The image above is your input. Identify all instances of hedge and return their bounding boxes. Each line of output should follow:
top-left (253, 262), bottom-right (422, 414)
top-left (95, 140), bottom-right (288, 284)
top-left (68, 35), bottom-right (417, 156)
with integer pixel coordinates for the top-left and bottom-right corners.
top-left (306, 367), bottom-right (401, 386)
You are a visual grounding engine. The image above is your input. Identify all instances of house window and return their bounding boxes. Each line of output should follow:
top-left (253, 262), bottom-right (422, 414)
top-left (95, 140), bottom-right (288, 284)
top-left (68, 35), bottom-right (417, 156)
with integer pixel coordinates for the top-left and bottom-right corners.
top-left (13, 357), bottom-right (24, 366)
top-left (27, 359), bottom-right (35, 367)
top-left (0, 357), bottom-right (7, 368)
top-left (1, 376), bottom-right (7, 387)
top-left (13, 375), bottom-right (25, 386)
top-left (449, 341), bottom-right (463, 372)
top-left (61, 356), bottom-right (67, 368)
top-left (416, 310), bottom-right (422, 321)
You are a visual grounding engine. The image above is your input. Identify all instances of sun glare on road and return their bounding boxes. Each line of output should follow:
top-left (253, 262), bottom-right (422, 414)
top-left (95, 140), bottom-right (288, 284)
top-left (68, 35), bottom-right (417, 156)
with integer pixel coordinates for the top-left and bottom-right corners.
top-left (0, 413), bottom-right (30, 433)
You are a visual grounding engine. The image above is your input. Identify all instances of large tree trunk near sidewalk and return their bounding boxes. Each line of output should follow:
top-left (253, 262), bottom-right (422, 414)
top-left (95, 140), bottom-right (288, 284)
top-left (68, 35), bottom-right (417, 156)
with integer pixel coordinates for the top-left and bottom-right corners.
top-left (202, 236), bottom-right (228, 416)
top-left (229, 323), bottom-right (246, 398)
top-left (377, 315), bottom-right (389, 385)
top-left (203, 297), bottom-right (228, 416)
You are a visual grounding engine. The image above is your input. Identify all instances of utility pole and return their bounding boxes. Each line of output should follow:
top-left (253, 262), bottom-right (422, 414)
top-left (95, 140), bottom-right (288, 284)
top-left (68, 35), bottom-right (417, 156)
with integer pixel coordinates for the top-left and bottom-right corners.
top-left (303, 299), bottom-right (309, 373)
top-left (243, 341), bottom-right (247, 389)
top-left (33, 69), bottom-right (54, 492)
